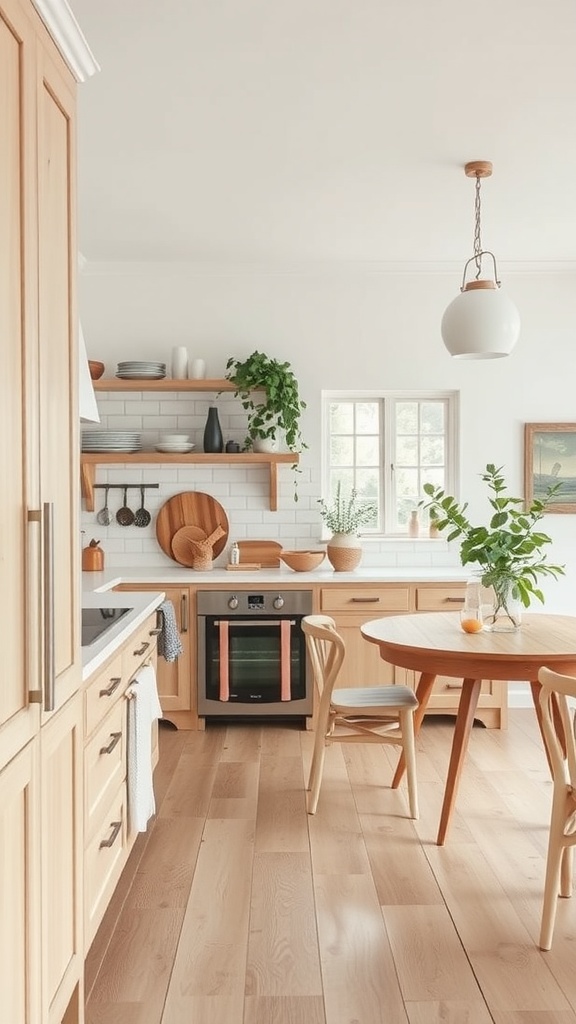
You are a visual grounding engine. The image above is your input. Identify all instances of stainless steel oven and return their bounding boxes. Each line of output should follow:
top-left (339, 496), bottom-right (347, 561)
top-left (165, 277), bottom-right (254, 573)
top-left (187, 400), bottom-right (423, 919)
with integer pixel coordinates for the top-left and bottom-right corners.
top-left (197, 590), bottom-right (313, 719)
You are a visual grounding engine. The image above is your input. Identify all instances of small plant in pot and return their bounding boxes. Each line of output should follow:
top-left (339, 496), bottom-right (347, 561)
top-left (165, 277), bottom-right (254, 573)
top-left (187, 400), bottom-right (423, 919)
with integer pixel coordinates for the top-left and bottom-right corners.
top-left (318, 481), bottom-right (376, 572)
top-left (225, 350), bottom-right (307, 455)
top-left (420, 463), bottom-right (565, 630)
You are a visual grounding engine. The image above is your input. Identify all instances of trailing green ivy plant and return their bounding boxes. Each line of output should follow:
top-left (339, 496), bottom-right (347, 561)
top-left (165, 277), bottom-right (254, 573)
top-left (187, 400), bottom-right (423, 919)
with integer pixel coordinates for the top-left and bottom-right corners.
top-left (225, 350), bottom-right (307, 500)
top-left (420, 463), bottom-right (565, 625)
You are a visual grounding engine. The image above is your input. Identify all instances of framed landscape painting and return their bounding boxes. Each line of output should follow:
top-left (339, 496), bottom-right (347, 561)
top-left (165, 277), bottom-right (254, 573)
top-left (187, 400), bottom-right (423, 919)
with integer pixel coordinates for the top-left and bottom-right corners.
top-left (524, 423), bottom-right (576, 513)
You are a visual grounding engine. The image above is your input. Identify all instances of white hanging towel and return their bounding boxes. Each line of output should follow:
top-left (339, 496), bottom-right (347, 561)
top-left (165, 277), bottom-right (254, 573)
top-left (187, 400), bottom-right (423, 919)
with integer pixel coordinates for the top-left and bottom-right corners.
top-left (127, 662), bottom-right (163, 832)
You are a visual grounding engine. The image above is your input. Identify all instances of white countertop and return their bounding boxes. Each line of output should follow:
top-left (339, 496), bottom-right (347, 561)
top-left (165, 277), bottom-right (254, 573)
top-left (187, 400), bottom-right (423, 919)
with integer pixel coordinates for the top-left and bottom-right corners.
top-left (82, 588), bottom-right (165, 681)
top-left (83, 565), bottom-right (469, 591)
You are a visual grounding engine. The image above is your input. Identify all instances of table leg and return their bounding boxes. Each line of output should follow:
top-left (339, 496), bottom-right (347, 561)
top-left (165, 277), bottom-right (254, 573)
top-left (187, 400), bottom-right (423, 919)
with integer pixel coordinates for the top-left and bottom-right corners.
top-left (391, 672), bottom-right (436, 790)
top-left (436, 677), bottom-right (482, 846)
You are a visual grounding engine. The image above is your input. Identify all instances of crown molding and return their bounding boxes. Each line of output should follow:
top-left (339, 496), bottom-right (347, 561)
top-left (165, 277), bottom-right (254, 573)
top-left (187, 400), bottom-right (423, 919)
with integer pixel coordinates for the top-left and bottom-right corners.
top-left (31, 0), bottom-right (100, 81)
top-left (79, 258), bottom-right (576, 278)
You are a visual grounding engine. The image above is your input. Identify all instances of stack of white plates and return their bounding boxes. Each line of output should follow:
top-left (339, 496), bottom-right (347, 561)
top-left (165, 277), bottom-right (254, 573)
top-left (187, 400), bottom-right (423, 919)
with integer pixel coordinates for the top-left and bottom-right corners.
top-left (82, 430), bottom-right (142, 453)
top-left (116, 361), bottom-right (166, 380)
top-left (155, 442), bottom-right (196, 453)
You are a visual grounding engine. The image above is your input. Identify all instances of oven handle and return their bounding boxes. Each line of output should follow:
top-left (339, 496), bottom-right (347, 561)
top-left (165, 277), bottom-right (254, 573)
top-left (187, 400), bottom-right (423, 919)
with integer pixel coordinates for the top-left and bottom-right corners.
top-left (214, 619), bottom-right (297, 628)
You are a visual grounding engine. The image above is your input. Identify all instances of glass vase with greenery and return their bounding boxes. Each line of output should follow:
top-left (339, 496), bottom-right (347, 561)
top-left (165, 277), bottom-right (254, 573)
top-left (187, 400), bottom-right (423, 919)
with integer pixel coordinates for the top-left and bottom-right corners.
top-left (420, 463), bottom-right (565, 629)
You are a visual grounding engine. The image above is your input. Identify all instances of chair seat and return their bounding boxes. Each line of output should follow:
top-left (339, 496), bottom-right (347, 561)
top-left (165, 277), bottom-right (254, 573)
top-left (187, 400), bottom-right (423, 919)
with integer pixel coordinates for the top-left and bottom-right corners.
top-left (332, 685), bottom-right (418, 711)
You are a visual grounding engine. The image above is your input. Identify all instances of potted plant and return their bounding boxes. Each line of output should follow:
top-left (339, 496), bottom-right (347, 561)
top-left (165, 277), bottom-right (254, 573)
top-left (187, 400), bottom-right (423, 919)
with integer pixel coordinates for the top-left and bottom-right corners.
top-left (225, 350), bottom-right (307, 455)
top-left (420, 463), bottom-right (565, 630)
top-left (318, 481), bottom-right (376, 571)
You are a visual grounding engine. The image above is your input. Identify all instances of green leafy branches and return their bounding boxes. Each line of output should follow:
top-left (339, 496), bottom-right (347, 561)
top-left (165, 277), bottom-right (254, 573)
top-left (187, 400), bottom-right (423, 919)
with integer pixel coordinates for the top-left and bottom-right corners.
top-left (318, 481), bottom-right (375, 535)
top-left (420, 463), bottom-right (565, 608)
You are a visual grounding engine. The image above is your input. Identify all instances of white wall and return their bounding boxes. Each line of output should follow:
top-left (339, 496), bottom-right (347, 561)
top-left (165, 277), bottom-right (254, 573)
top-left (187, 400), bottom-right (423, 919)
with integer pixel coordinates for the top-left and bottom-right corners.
top-left (79, 262), bottom-right (576, 616)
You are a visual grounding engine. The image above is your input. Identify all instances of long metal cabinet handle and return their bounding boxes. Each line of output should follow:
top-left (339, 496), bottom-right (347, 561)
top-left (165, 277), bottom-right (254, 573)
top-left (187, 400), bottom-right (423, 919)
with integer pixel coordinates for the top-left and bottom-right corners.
top-left (181, 592), bottom-right (189, 633)
top-left (350, 597), bottom-right (380, 603)
top-left (43, 502), bottom-right (55, 712)
top-left (26, 509), bottom-right (43, 704)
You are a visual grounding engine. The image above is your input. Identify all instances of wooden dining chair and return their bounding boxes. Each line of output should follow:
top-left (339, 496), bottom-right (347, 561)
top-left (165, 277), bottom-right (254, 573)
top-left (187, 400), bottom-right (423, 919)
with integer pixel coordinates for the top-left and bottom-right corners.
top-left (302, 614), bottom-right (419, 818)
top-left (537, 665), bottom-right (576, 950)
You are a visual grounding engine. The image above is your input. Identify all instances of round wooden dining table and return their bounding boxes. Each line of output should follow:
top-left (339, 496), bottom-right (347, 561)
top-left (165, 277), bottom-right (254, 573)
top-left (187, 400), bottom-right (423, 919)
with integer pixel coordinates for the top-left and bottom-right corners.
top-left (361, 611), bottom-right (576, 845)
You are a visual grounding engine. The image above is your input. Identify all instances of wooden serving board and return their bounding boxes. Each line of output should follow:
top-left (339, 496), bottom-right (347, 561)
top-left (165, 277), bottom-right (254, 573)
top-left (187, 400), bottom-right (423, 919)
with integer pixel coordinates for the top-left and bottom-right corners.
top-left (226, 562), bottom-right (261, 571)
top-left (156, 491), bottom-right (229, 560)
top-left (237, 540), bottom-right (282, 567)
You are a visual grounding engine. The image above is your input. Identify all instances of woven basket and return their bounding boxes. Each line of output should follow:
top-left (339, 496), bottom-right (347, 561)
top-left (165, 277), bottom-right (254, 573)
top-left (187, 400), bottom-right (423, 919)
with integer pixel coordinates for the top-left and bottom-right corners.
top-left (326, 541), bottom-right (362, 572)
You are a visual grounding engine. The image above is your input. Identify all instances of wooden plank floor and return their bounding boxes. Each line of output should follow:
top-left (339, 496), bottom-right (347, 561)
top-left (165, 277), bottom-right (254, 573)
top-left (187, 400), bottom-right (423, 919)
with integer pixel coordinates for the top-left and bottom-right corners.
top-left (85, 711), bottom-right (576, 1024)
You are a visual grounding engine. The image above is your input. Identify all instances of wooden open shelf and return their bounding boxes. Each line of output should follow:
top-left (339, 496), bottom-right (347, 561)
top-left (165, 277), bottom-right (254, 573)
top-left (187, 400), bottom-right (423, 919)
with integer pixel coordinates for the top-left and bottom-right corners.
top-left (93, 377), bottom-right (236, 392)
top-left (80, 451), bottom-right (298, 512)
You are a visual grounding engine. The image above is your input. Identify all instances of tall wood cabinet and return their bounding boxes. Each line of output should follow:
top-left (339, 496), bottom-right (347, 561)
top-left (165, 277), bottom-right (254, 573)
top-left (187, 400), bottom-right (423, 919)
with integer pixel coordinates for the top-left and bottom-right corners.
top-left (0, 2), bottom-right (95, 1021)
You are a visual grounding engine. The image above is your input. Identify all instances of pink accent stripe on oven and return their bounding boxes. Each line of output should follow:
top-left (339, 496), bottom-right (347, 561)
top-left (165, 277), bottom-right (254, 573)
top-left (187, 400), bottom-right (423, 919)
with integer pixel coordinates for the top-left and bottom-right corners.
top-left (280, 619), bottom-right (291, 701)
top-left (219, 620), bottom-right (229, 701)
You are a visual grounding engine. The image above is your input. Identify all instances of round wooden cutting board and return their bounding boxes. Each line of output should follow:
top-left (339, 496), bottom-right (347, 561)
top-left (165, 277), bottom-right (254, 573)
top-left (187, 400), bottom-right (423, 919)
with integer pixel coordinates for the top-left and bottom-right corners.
top-left (156, 491), bottom-right (229, 560)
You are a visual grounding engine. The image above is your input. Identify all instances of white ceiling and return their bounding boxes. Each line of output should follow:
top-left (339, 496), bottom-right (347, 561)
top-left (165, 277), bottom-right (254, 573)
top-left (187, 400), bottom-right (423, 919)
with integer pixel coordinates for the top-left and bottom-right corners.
top-left (70, 0), bottom-right (576, 268)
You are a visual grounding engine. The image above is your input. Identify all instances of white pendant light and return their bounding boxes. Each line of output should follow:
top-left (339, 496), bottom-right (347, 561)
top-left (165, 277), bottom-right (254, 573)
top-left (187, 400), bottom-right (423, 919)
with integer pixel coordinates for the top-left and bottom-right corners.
top-left (441, 160), bottom-right (520, 359)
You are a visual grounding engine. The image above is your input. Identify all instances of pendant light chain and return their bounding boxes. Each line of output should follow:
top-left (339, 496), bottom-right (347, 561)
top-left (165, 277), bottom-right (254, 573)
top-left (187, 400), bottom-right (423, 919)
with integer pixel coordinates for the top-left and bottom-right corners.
top-left (473, 173), bottom-right (483, 279)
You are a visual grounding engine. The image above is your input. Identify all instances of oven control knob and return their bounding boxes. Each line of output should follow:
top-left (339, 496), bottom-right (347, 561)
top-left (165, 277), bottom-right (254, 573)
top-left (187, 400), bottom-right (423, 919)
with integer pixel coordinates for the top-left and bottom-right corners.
top-left (228, 595), bottom-right (239, 610)
top-left (273, 595), bottom-right (284, 610)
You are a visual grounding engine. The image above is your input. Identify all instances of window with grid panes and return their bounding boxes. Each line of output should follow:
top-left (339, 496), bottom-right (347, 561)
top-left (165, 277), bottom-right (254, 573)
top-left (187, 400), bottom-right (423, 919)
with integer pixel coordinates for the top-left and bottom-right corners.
top-left (322, 392), bottom-right (458, 535)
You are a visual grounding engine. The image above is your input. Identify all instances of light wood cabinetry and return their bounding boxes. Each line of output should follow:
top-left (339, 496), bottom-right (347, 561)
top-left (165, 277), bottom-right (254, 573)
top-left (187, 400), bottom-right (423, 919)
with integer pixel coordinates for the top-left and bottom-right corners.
top-left (81, 379), bottom-right (297, 512)
top-left (112, 578), bottom-right (506, 732)
top-left (83, 613), bottom-right (159, 947)
top-left (1, 1), bottom-right (86, 1020)
top-left (114, 585), bottom-right (197, 729)
top-left (319, 585), bottom-right (411, 686)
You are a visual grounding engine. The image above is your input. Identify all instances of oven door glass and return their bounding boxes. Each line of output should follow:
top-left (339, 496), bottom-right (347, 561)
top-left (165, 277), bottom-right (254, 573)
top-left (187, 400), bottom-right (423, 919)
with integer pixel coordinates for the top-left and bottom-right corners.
top-left (204, 615), bottom-right (307, 703)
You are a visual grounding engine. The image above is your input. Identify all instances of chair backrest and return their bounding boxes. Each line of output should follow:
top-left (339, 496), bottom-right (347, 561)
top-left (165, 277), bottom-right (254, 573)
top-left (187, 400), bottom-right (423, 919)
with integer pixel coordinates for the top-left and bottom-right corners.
top-left (302, 615), bottom-right (346, 704)
top-left (538, 666), bottom-right (576, 792)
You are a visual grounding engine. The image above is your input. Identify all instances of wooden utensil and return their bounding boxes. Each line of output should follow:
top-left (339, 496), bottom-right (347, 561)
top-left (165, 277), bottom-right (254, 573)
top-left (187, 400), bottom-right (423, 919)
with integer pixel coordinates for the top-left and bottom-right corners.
top-left (156, 491), bottom-right (229, 559)
top-left (170, 525), bottom-right (207, 567)
top-left (116, 487), bottom-right (134, 526)
top-left (237, 540), bottom-right (282, 567)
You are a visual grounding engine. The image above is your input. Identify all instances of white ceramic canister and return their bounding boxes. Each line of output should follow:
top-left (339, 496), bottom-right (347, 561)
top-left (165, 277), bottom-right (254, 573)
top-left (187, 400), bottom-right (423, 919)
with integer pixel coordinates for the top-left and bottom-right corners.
top-left (190, 358), bottom-right (206, 379)
top-left (171, 346), bottom-right (189, 379)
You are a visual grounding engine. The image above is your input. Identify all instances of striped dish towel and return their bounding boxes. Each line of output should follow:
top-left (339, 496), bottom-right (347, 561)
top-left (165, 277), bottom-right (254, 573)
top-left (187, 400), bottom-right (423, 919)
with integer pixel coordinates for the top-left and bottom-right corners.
top-left (157, 599), bottom-right (183, 662)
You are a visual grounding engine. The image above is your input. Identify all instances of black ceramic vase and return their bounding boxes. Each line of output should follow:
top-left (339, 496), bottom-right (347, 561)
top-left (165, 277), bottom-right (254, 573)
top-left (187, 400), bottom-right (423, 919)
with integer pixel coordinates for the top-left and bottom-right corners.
top-left (203, 405), bottom-right (224, 453)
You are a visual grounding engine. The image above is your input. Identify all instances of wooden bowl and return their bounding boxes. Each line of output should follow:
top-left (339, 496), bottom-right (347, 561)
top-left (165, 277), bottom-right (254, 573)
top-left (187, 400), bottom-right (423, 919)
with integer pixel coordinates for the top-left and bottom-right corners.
top-left (88, 360), bottom-right (105, 380)
top-left (280, 549), bottom-right (326, 572)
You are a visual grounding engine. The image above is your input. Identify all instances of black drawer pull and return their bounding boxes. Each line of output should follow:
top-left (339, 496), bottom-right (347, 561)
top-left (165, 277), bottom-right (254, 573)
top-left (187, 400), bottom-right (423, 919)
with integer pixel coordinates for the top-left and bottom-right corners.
top-left (149, 627), bottom-right (162, 636)
top-left (133, 641), bottom-right (150, 656)
top-left (351, 597), bottom-right (380, 603)
top-left (445, 597), bottom-right (465, 603)
top-left (99, 676), bottom-right (122, 698)
top-left (99, 731), bottom-right (122, 755)
top-left (99, 820), bottom-right (122, 849)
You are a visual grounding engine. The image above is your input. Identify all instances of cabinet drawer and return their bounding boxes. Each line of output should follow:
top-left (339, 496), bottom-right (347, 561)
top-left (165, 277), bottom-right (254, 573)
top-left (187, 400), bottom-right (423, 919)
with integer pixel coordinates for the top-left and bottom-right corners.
top-left (122, 615), bottom-right (159, 683)
top-left (320, 587), bottom-right (410, 614)
top-left (85, 784), bottom-right (128, 946)
top-left (415, 586), bottom-right (466, 611)
top-left (85, 699), bottom-right (126, 842)
top-left (85, 653), bottom-right (124, 737)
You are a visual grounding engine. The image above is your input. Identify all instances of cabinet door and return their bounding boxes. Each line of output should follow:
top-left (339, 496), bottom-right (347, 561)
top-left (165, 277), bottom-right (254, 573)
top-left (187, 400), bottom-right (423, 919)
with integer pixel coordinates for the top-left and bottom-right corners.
top-left (40, 694), bottom-right (83, 1024)
top-left (0, 740), bottom-right (41, 1024)
top-left (114, 585), bottom-right (193, 716)
top-left (36, 41), bottom-right (80, 715)
top-left (319, 587), bottom-right (410, 688)
top-left (0, 0), bottom-right (40, 770)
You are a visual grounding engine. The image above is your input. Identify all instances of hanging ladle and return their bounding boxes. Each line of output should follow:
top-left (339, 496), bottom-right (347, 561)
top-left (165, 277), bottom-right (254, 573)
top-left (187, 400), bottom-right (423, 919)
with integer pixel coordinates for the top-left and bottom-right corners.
top-left (96, 485), bottom-right (112, 526)
top-left (134, 486), bottom-right (151, 528)
top-left (116, 487), bottom-right (135, 526)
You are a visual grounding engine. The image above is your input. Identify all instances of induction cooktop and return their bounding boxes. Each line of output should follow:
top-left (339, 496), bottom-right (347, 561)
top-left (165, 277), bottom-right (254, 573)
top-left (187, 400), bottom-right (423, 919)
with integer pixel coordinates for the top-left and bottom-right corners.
top-left (82, 607), bottom-right (131, 646)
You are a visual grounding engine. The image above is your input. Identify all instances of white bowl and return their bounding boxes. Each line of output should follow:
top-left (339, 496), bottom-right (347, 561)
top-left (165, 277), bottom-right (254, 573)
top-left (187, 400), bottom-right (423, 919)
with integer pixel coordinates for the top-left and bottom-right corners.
top-left (160, 433), bottom-right (190, 443)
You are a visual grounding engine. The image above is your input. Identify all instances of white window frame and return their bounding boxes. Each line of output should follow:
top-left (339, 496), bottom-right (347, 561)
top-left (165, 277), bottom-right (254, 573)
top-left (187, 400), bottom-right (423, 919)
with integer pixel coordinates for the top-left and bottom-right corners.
top-left (321, 390), bottom-right (460, 536)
